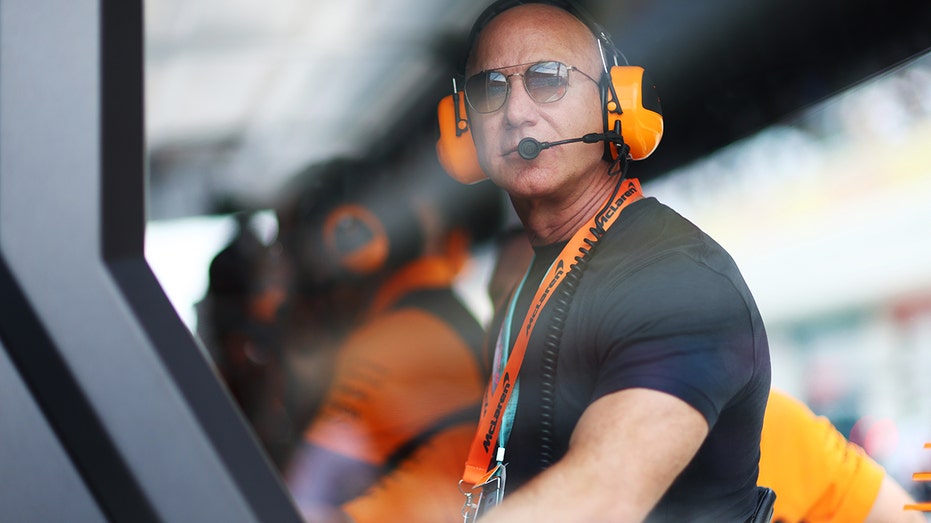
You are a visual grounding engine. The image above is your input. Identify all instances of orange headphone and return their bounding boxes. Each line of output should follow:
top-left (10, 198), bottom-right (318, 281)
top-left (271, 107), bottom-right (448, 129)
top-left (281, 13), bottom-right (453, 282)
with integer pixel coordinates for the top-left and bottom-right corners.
top-left (436, 0), bottom-right (664, 184)
top-left (277, 159), bottom-right (426, 289)
top-left (321, 203), bottom-right (392, 276)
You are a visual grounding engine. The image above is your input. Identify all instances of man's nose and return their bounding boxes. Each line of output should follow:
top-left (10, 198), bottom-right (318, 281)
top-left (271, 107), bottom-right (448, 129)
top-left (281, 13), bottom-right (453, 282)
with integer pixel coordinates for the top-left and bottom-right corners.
top-left (503, 74), bottom-right (537, 126)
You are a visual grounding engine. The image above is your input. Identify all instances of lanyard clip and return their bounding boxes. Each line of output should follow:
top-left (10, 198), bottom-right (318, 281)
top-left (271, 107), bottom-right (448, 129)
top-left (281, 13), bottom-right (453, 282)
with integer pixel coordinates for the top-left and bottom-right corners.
top-left (460, 481), bottom-right (479, 523)
top-left (459, 464), bottom-right (507, 522)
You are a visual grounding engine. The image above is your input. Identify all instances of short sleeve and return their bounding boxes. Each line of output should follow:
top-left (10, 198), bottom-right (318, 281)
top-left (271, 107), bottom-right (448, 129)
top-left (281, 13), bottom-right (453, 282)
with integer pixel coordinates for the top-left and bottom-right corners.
top-left (759, 390), bottom-right (885, 522)
top-left (589, 253), bottom-right (761, 426)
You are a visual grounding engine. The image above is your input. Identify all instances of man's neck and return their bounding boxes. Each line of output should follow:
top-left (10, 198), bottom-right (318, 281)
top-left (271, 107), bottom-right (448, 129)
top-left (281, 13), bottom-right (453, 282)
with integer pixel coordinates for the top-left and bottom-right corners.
top-left (514, 171), bottom-right (620, 246)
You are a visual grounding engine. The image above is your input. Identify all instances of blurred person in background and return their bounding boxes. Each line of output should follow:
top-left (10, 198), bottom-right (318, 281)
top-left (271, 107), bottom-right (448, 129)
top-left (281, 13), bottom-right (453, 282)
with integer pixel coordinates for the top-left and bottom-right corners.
top-left (197, 212), bottom-right (297, 468)
top-left (278, 157), bottom-right (504, 523)
top-left (761, 388), bottom-right (927, 523)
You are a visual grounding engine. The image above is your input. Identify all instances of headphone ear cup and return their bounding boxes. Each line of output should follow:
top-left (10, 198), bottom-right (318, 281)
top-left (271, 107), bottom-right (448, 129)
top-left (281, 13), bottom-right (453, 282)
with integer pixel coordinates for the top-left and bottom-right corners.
top-left (322, 204), bottom-right (389, 276)
top-left (605, 65), bottom-right (664, 161)
top-left (436, 94), bottom-right (488, 184)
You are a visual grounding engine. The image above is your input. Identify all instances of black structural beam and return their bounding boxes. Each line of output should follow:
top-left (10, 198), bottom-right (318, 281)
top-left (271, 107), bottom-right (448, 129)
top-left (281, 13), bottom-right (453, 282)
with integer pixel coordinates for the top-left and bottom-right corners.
top-left (0, 1), bottom-right (302, 521)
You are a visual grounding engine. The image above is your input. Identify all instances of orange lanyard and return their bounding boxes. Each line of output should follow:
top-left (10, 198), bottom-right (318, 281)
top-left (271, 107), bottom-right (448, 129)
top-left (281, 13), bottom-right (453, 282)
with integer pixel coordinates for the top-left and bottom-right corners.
top-left (461, 178), bottom-right (643, 486)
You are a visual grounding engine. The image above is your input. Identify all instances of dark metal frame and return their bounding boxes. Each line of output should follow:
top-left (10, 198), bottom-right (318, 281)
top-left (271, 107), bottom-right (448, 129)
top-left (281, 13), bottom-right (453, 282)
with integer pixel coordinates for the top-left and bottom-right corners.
top-left (0, 1), bottom-right (302, 520)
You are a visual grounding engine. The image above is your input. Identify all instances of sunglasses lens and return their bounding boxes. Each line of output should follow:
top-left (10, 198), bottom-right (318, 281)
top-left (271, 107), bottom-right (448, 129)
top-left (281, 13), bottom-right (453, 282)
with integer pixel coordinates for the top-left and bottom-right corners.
top-left (465, 70), bottom-right (509, 113)
top-left (464, 62), bottom-right (571, 113)
top-left (525, 61), bottom-right (569, 103)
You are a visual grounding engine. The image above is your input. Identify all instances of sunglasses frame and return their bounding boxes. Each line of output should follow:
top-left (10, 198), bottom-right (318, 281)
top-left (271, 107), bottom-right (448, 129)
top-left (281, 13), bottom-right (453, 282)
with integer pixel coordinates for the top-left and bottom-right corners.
top-left (463, 60), bottom-right (599, 114)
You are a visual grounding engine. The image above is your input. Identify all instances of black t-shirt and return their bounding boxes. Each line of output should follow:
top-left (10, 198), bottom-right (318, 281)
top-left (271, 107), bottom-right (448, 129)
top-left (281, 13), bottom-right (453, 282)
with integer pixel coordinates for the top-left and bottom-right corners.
top-left (492, 196), bottom-right (771, 522)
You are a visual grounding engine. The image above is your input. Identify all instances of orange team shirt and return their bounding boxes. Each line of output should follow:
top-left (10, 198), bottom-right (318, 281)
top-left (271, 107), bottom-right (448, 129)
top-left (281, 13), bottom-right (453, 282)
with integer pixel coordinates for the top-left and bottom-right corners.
top-left (303, 255), bottom-right (484, 484)
top-left (343, 423), bottom-right (475, 523)
top-left (759, 389), bottom-right (886, 523)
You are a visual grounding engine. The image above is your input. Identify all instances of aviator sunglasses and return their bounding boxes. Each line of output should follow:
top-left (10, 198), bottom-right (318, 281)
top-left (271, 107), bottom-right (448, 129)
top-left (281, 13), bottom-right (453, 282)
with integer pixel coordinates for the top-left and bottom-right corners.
top-left (464, 60), bottom-right (600, 114)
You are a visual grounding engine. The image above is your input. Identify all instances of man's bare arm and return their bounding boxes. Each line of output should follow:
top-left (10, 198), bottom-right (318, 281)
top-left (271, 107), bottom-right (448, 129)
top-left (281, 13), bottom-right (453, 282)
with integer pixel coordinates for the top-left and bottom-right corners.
top-left (479, 387), bottom-right (709, 522)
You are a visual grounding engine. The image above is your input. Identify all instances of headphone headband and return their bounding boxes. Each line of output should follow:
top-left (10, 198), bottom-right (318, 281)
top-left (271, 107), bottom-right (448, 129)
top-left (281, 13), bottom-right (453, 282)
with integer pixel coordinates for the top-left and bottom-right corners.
top-left (463, 0), bottom-right (623, 73)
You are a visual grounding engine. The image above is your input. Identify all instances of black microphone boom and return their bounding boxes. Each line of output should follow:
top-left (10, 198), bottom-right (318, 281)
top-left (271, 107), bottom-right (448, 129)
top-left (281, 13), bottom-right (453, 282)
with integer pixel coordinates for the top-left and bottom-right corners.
top-left (517, 132), bottom-right (619, 160)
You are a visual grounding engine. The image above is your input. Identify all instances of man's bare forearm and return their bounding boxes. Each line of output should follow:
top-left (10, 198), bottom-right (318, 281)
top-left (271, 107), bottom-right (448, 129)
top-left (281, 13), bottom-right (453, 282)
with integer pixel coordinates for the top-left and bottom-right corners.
top-left (479, 388), bottom-right (708, 522)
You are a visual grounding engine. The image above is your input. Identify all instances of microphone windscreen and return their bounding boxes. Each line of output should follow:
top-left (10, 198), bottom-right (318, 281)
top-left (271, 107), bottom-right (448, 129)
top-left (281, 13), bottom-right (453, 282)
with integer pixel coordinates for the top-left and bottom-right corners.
top-left (518, 138), bottom-right (542, 160)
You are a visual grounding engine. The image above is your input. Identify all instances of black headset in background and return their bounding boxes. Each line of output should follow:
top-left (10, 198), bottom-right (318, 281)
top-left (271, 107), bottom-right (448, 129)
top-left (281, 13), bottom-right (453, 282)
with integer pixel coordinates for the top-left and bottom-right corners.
top-left (275, 159), bottom-right (425, 292)
top-left (276, 157), bottom-right (506, 291)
